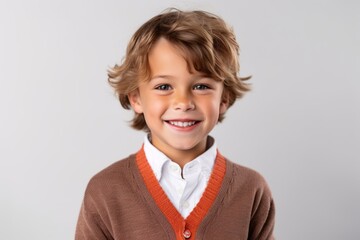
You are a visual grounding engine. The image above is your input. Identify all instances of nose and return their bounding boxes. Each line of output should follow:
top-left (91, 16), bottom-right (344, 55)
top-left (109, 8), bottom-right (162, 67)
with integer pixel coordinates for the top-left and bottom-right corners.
top-left (173, 90), bottom-right (195, 111)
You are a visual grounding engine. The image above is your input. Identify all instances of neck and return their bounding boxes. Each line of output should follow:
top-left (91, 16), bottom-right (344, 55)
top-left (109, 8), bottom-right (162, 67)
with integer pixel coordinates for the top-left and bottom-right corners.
top-left (148, 135), bottom-right (214, 169)
top-left (149, 136), bottom-right (212, 169)
top-left (167, 147), bottom-right (204, 169)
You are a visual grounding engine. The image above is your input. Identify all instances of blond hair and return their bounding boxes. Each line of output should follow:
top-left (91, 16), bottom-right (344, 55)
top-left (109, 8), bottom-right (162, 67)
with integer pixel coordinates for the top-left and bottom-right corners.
top-left (108, 9), bottom-right (250, 131)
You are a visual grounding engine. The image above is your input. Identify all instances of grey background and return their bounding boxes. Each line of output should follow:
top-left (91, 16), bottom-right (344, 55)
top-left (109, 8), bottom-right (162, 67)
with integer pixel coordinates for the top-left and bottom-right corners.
top-left (1, 0), bottom-right (359, 239)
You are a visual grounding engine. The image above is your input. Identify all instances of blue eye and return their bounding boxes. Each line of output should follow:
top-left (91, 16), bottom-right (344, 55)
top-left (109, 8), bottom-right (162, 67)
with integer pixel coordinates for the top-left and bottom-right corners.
top-left (155, 84), bottom-right (172, 90)
top-left (193, 84), bottom-right (210, 90)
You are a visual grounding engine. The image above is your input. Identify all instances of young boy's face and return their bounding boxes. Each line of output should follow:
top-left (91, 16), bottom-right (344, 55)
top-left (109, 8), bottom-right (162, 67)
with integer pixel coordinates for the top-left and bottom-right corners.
top-left (129, 38), bottom-right (228, 164)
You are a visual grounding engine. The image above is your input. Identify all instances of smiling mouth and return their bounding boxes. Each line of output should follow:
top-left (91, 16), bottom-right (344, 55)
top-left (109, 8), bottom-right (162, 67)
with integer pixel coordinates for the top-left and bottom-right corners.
top-left (166, 120), bottom-right (200, 128)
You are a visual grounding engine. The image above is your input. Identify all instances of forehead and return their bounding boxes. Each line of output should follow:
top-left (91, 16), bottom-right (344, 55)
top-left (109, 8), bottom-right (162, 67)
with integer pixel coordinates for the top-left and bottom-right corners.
top-left (144, 37), bottom-right (223, 84)
top-left (148, 38), bottom-right (196, 77)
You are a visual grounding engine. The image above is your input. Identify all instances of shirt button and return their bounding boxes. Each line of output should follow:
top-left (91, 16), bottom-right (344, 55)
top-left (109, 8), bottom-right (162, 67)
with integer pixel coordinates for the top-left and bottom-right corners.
top-left (177, 187), bottom-right (184, 196)
top-left (183, 229), bottom-right (191, 239)
top-left (169, 164), bottom-right (179, 172)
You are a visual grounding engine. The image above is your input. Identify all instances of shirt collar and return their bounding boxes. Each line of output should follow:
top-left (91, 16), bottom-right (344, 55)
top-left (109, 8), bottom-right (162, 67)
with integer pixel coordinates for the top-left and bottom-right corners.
top-left (143, 135), bottom-right (168, 180)
top-left (143, 135), bottom-right (217, 181)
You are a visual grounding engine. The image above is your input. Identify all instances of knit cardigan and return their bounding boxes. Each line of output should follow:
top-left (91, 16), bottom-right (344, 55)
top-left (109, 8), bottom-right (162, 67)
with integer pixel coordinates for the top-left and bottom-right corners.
top-left (75, 147), bottom-right (275, 240)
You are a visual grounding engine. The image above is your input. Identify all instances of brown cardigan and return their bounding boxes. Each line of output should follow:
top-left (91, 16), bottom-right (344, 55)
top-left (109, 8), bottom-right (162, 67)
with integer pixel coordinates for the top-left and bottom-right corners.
top-left (75, 147), bottom-right (275, 239)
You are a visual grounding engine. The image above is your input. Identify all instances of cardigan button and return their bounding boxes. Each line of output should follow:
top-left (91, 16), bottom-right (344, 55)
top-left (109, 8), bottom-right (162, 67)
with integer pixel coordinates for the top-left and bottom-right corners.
top-left (183, 229), bottom-right (191, 239)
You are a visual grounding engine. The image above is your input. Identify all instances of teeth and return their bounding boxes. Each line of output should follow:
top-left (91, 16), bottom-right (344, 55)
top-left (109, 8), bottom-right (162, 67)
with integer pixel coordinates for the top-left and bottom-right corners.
top-left (169, 121), bottom-right (196, 127)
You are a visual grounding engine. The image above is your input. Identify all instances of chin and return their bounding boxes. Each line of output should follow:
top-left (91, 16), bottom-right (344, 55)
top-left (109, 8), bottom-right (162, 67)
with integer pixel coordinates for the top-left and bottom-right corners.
top-left (171, 141), bottom-right (203, 151)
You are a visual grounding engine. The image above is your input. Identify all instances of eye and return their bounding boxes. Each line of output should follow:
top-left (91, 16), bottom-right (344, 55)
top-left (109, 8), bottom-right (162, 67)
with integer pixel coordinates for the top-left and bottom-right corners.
top-left (155, 84), bottom-right (172, 91)
top-left (193, 84), bottom-right (210, 90)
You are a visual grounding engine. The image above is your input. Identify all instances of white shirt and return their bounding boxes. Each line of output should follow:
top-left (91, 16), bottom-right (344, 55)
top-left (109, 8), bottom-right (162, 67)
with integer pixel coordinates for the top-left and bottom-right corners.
top-left (143, 135), bottom-right (216, 218)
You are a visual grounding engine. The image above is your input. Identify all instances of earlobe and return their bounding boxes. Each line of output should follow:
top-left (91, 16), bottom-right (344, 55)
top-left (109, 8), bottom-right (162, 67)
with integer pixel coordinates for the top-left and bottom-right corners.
top-left (128, 90), bottom-right (143, 113)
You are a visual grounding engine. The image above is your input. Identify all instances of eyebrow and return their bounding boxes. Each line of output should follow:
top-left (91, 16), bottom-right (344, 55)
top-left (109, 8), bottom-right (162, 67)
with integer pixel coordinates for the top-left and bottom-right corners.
top-left (150, 75), bottom-right (173, 80)
top-left (150, 74), bottom-right (212, 81)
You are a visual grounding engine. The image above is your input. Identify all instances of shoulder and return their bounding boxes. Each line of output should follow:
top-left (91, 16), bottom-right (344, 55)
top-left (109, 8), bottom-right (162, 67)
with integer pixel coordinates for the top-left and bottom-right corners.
top-left (221, 158), bottom-right (276, 238)
top-left (77, 153), bottom-right (141, 235)
top-left (226, 159), bottom-right (268, 184)
top-left (224, 158), bottom-right (272, 197)
top-left (94, 154), bottom-right (135, 177)
top-left (84, 153), bottom-right (137, 195)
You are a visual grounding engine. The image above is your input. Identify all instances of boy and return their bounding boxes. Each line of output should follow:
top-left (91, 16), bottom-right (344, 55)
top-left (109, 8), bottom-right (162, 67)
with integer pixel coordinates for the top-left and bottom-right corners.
top-left (76, 9), bottom-right (275, 240)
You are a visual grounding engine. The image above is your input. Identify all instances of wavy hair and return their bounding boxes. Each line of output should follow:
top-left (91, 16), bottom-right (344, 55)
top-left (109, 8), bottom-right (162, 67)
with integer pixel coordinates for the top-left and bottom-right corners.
top-left (108, 9), bottom-right (250, 131)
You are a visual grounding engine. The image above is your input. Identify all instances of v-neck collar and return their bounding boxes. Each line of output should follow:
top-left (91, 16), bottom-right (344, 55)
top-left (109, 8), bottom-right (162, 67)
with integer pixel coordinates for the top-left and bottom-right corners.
top-left (135, 146), bottom-right (226, 240)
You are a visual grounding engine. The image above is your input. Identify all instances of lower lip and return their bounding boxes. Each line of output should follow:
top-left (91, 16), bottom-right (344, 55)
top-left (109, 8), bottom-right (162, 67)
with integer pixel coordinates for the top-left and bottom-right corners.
top-left (165, 121), bottom-right (200, 132)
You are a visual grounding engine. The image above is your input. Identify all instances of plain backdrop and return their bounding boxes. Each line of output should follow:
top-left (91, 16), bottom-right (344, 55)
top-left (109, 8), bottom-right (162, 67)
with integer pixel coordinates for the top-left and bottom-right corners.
top-left (1, 0), bottom-right (359, 239)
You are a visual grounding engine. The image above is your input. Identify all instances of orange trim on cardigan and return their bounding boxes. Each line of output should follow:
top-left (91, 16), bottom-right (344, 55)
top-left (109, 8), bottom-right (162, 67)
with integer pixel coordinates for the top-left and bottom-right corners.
top-left (136, 147), bottom-right (226, 240)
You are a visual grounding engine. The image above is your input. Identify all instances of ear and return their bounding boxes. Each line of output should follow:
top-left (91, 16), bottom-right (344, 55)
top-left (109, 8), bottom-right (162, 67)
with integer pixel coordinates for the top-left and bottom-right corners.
top-left (219, 91), bottom-right (229, 114)
top-left (128, 90), bottom-right (143, 114)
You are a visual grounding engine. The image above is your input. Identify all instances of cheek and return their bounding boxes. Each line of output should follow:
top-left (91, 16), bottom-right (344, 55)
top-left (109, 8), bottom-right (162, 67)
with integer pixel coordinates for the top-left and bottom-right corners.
top-left (149, 98), bottom-right (166, 110)
top-left (201, 98), bottom-right (221, 115)
top-left (208, 96), bottom-right (226, 119)
top-left (142, 98), bottom-right (167, 117)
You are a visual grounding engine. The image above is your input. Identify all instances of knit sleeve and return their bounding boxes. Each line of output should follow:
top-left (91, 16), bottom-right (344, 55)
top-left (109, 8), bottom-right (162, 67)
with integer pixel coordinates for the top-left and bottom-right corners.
top-left (248, 182), bottom-right (276, 240)
top-left (75, 189), bottom-right (113, 240)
